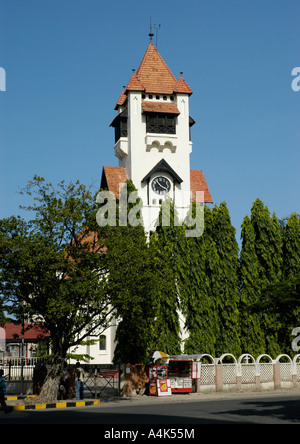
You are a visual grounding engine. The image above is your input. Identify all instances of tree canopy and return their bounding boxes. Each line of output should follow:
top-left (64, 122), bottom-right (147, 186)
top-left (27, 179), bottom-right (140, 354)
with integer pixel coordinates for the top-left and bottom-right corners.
top-left (0, 176), bottom-right (112, 402)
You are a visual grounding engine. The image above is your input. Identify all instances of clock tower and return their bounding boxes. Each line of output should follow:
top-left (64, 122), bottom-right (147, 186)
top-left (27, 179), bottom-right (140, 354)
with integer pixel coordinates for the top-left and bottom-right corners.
top-left (101, 35), bottom-right (212, 232)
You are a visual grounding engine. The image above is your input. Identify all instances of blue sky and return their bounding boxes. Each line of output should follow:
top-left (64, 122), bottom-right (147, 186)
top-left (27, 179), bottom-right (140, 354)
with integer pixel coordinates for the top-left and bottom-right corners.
top-left (0, 0), bottom-right (299, 243)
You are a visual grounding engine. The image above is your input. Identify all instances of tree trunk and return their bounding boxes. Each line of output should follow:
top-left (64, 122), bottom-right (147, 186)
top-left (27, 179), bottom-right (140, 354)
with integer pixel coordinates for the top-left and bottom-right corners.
top-left (23, 355), bottom-right (64, 405)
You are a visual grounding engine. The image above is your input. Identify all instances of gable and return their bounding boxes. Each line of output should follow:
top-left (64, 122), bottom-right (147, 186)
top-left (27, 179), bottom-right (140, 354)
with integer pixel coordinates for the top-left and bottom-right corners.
top-left (190, 170), bottom-right (213, 203)
top-left (100, 166), bottom-right (128, 199)
top-left (142, 159), bottom-right (183, 184)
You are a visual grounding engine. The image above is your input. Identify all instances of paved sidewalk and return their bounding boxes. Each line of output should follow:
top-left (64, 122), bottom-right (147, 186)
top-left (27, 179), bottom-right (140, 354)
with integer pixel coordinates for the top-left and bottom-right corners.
top-left (5, 387), bottom-right (300, 411)
top-left (98, 387), bottom-right (300, 407)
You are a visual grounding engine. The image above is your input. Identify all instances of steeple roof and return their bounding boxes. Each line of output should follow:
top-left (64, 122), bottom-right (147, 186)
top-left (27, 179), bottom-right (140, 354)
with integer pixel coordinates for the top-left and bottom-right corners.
top-left (134, 42), bottom-right (178, 95)
top-left (174, 75), bottom-right (193, 95)
top-left (115, 42), bottom-right (192, 108)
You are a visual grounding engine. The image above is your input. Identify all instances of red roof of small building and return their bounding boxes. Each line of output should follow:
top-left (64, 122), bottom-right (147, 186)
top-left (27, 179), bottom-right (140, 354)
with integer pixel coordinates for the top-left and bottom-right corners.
top-left (190, 170), bottom-right (213, 203)
top-left (101, 166), bottom-right (128, 199)
top-left (2, 323), bottom-right (50, 341)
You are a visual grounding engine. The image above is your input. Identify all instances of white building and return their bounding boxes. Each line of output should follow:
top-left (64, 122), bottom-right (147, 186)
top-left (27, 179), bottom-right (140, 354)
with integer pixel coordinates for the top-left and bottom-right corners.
top-left (102, 34), bottom-right (212, 233)
top-left (74, 35), bottom-right (213, 364)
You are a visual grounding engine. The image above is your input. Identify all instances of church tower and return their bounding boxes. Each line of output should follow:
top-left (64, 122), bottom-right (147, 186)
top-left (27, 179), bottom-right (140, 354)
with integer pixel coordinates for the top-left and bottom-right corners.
top-left (101, 35), bottom-right (212, 232)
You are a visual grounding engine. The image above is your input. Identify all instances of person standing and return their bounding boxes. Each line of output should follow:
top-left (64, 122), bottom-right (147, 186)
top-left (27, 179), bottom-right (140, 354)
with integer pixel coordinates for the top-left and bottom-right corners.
top-left (0, 369), bottom-right (12, 413)
top-left (75, 362), bottom-right (84, 400)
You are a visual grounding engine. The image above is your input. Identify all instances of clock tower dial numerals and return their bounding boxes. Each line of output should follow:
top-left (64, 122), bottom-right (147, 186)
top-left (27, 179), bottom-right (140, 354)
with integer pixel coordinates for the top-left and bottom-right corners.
top-left (151, 176), bottom-right (171, 195)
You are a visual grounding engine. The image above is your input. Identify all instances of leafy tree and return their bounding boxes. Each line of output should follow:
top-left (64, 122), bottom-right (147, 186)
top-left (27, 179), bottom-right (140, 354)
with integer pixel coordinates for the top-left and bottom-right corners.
top-left (106, 226), bottom-right (156, 364)
top-left (252, 274), bottom-right (300, 354)
top-left (250, 199), bottom-right (282, 285)
top-left (210, 202), bottom-right (241, 356)
top-left (0, 176), bottom-right (112, 403)
top-left (0, 301), bottom-right (7, 324)
top-left (104, 180), bottom-right (157, 364)
top-left (180, 204), bottom-right (219, 355)
top-left (239, 215), bottom-right (266, 355)
top-left (148, 198), bottom-right (183, 355)
top-left (248, 199), bottom-right (283, 355)
top-left (281, 213), bottom-right (300, 279)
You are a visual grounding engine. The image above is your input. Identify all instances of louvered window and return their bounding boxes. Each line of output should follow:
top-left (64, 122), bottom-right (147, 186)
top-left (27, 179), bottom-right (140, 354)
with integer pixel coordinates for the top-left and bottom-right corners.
top-left (146, 113), bottom-right (176, 134)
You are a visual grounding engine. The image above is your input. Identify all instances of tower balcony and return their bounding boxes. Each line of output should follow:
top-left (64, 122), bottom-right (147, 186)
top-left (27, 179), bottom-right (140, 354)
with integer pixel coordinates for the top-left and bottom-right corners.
top-left (145, 133), bottom-right (177, 153)
top-left (114, 137), bottom-right (128, 160)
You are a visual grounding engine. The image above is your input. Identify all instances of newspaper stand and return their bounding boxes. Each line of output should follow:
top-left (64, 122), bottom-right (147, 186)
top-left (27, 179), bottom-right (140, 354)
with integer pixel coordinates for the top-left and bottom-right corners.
top-left (148, 365), bottom-right (172, 397)
top-left (168, 358), bottom-right (202, 394)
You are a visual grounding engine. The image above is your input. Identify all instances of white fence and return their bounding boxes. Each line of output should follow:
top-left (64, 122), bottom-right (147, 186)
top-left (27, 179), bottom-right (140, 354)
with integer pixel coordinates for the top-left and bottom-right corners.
top-left (0, 357), bottom-right (42, 380)
top-left (197, 353), bottom-right (300, 393)
top-left (2, 354), bottom-right (300, 395)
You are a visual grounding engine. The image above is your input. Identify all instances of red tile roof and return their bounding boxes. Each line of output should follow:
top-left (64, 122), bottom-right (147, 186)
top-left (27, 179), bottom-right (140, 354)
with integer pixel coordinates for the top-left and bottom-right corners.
top-left (174, 76), bottom-right (193, 95)
top-left (190, 170), bottom-right (213, 203)
top-left (126, 73), bottom-right (145, 92)
top-left (142, 101), bottom-right (180, 114)
top-left (135, 42), bottom-right (178, 95)
top-left (101, 166), bottom-right (128, 199)
top-left (114, 88), bottom-right (127, 110)
top-left (115, 42), bottom-right (192, 108)
top-left (2, 323), bottom-right (50, 341)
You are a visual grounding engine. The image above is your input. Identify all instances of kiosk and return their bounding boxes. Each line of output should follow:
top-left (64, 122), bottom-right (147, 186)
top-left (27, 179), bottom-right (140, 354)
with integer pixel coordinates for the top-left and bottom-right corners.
top-left (168, 359), bottom-right (202, 393)
top-left (148, 365), bottom-right (172, 396)
top-left (148, 355), bottom-right (202, 395)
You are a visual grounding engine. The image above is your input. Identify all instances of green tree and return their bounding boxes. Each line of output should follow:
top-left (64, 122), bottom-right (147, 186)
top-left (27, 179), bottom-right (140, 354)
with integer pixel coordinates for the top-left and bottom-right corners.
top-left (180, 204), bottom-right (219, 355)
top-left (148, 198), bottom-right (183, 355)
top-left (239, 215), bottom-right (266, 355)
top-left (252, 274), bottom-right (300, 354)
top-left (282, 213), bottom-right (300, 279)
top-left (0, 177), bottom-right (112, 403)
top-left (249, 199), bottom-right (283, 355)
top-left (250, 199), bottom-right (282, 285)
top-left (210, 202), bottom-right (241, 356)
top-left (0, 300), bottom-right (8, 324)
top-left (104, 180), bottom-right (157, 364)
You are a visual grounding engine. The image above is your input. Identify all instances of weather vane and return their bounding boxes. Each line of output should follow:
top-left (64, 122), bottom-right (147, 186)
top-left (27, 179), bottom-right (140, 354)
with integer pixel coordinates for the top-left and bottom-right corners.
top-left (154, 23), bottom-right (161, 48)
top-left (149, 17), bottom-right (161, 48)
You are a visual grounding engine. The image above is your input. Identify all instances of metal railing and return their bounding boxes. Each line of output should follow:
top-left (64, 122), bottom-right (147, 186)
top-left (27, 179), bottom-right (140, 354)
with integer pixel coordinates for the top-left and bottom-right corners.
top-left (0, 357), bottom-right (43, 380)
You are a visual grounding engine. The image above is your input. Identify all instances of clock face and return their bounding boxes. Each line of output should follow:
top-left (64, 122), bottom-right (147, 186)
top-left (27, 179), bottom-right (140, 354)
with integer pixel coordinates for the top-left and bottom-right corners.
top-left (151, 176), bottom-right (171, 195)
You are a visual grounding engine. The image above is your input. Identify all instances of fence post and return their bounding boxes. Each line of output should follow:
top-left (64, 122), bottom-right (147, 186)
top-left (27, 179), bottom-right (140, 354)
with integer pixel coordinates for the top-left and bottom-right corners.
top-left (215, 364), bottom-right (223, 392)
top-left (94, 369), bottom-right (98, 399)
top-left (273, 361), bottom-right (281, 390)
top-left (255, 364), bottom-right (261, 391)
top-left (291, 363), bottom-right (297, 388)
top-left (236, 364), bottom-right (242, 390)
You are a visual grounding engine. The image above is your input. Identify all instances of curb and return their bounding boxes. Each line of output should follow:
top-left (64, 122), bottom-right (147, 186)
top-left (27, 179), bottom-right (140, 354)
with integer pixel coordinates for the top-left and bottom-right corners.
top-left (6, 395), bottom-right (37, 401)
top-left (12, 400), bottom-right (100, 411)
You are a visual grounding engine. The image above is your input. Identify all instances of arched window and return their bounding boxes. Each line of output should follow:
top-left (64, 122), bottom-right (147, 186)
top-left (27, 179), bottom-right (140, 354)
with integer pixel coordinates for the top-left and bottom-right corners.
top-left (99, 335), bottom-right (106, 351)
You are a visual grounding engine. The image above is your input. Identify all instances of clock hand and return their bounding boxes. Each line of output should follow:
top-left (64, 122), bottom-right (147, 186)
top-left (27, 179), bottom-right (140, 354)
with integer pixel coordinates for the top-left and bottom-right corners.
top-left (159, 183), bottom-right (168, 191)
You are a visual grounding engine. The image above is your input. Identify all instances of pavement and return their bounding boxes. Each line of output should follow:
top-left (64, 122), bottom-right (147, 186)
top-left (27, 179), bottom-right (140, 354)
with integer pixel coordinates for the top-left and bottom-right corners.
top-left (99, 387), bottom-right (300, 407)
top-left (5, 386), bottom-right (300, 411)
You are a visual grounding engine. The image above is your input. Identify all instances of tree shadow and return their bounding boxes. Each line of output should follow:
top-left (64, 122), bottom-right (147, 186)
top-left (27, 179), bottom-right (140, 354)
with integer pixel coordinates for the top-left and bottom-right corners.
top-left (215, 397), bottom-right (300, 423)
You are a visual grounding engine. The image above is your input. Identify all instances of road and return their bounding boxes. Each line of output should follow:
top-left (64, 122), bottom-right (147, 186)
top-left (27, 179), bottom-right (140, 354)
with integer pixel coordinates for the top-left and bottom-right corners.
top-left (1, 390), bottom-right (300, 426)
